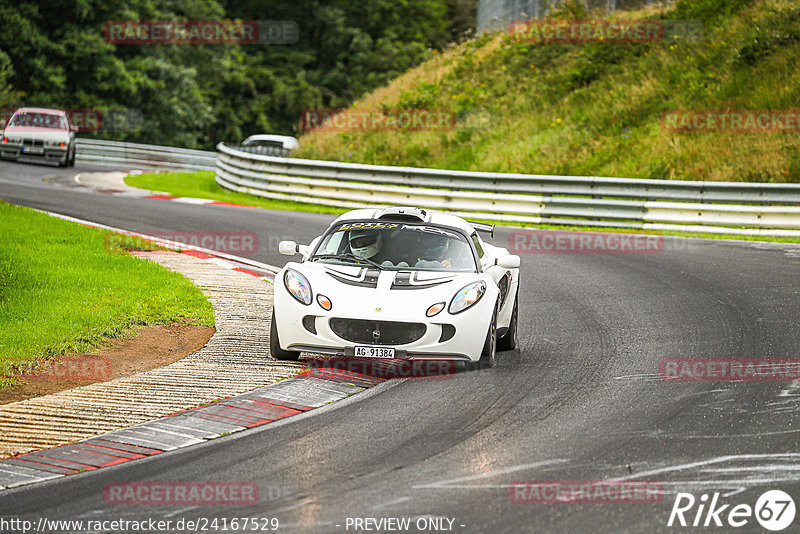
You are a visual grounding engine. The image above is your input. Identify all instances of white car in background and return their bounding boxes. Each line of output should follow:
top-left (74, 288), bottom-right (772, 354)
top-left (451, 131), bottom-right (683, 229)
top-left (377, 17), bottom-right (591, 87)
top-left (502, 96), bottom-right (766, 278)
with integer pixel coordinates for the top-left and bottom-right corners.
top-left (0, 108), bottom-right (77, 167)
top-left (241, 134), bottom-right (299, 157)
top-left (272, 207), bottom-right (520, 370)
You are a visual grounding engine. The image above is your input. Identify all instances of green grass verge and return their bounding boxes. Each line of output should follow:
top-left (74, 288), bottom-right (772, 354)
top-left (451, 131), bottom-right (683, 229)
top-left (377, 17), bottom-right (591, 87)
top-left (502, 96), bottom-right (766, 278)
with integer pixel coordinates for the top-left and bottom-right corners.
top-left (127, 170), bottom-right (800, 244)
top-left (125, 171), bottom-right (346, 215)
top-left (0, 201), bottom-right (215, 389)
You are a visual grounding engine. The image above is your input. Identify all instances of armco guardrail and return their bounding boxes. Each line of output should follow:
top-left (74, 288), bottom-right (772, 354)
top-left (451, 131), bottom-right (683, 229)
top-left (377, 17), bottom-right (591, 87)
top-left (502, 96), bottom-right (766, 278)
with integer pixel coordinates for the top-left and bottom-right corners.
top-left (76, 139), bottom-right (215, 171)
top-left (215, 143), bottom-right (800, 236)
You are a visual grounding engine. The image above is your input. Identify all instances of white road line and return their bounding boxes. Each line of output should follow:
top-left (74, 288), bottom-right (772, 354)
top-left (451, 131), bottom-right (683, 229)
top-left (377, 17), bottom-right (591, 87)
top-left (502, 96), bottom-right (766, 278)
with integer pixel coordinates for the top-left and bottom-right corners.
top-left (609, 453), bottom-right (800, 482)
top-left (700, 465), bottom-right (800, 473)
top-left (722, 488), bottom-right (747, 498)
top-left (651, 429), bottom-right (800, 439)
top-left (613, 373), bottom-right (661, 380)
top-left (267, 499), bottom-right (314, 514)
top-left (173, 197), bottom-right (214, 204)
top-left (372, 496), bottom-right (411, 510)
top-left (420, 479), bottom-right (794, 490)
top-left (412, 460), bottom-right (568, 489)
top-left (163, 506), bottom-right (198, 518)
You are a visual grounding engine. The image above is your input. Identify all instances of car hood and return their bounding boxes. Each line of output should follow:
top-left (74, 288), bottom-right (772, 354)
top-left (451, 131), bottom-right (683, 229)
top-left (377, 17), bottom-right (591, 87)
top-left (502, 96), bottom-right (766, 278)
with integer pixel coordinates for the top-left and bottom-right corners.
top-left (287, 262), bottom-right (487, 318)
top-left (3, 126), bottom-right (70, 140)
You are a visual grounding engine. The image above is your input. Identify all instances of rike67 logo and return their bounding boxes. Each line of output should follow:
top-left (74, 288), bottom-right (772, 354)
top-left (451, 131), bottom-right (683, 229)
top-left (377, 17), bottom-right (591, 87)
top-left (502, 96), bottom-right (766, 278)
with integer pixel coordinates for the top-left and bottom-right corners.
top-left (668, 490), bottom-right (796, 531)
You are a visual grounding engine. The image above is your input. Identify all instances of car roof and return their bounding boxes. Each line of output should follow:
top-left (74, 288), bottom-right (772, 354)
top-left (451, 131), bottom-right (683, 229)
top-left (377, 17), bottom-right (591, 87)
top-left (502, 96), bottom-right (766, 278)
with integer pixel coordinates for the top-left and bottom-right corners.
top-left (12, 108), bottom-right (67, 116)
top-left (242, 134), bottom-right (299, 149)
top-left (331, 207), bottom-right (477, 235)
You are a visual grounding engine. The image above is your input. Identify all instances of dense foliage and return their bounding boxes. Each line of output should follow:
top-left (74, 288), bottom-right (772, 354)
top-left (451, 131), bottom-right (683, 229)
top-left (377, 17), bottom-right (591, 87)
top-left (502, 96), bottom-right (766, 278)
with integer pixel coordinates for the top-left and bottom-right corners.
top-left (0, 0), bottom-right (474, 148)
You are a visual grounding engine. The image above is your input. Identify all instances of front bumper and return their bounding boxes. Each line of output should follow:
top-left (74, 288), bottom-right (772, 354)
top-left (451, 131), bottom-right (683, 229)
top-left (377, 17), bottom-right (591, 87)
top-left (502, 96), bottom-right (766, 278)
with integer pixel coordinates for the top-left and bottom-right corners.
top-left (1, 142), bottom-right (67, 163)
top-left (288, 344), bottom-right (473, 361)
top-left (274, 287), bottom-right (495, 363)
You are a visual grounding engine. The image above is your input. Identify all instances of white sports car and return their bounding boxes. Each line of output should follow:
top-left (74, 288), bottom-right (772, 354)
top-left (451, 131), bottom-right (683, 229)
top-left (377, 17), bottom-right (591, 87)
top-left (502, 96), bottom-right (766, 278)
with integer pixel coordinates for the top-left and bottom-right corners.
top-left (272, 207), bottom-right (520, 369)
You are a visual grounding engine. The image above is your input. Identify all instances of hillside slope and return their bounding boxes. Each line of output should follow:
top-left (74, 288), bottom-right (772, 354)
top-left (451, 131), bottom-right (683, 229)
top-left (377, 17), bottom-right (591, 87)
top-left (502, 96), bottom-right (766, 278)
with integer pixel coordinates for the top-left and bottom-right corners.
top-left (296, 0), bottom-right (800, 182)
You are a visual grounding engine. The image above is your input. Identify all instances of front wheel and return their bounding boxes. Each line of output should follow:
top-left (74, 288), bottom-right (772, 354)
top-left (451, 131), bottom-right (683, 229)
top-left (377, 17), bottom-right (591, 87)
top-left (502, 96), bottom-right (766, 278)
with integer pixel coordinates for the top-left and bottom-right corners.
top-left (68, 145), bottom-right (76, 167)
top-left (270, 309), bottom-right (301, 361)
top-left (470, 304), bottom-right (497, 370)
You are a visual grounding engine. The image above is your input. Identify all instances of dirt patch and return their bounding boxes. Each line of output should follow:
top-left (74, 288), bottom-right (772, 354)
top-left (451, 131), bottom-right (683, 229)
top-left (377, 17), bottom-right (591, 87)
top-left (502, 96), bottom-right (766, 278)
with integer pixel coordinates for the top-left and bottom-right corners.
top-left (0, 324), bottom-right (215, 405)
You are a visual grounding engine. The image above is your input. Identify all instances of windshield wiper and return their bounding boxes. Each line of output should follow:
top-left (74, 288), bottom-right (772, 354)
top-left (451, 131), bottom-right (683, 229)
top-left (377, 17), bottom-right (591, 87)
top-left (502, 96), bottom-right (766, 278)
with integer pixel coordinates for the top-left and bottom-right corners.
top-left (312, 253), bottom-right (385, 270)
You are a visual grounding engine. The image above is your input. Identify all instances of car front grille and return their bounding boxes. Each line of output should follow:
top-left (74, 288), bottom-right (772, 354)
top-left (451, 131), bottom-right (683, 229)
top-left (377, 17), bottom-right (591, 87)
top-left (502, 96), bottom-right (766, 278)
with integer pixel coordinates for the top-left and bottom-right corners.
top-left (22, 139), bottom-right (44, 148)
top-left (329, 318), bottom-right (426, 346)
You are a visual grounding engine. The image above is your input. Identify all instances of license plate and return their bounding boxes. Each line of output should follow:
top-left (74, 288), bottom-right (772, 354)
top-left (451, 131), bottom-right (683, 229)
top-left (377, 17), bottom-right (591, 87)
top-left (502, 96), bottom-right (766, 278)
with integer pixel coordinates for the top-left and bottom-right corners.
top-left (22, 146), bottom-right (43, 154)
top-left (354, 346), bottom-right (395, 359)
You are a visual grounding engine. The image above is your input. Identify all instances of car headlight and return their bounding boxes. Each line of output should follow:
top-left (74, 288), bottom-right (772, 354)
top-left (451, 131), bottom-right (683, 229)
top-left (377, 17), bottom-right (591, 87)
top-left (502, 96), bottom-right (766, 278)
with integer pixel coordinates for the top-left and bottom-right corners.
top-left (448, 281), bottom-right (486, 314)
top-left (284, 269), bottom-right (312, 305)
top-left (44, 140), bottom-right (66, 148)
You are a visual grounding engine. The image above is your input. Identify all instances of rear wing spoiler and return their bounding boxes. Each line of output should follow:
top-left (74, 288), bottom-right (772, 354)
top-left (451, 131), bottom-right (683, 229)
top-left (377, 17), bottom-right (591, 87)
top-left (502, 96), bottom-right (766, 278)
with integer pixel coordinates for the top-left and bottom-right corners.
top-left (467, 221), bottom-right (495, 238)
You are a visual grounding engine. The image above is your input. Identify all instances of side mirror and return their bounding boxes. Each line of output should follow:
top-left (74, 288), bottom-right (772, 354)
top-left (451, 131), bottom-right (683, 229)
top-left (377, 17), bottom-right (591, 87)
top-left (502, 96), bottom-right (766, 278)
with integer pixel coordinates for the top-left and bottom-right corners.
top-left (0, 120), bottom-right (6, 130)
top-left (279, 240), bottom-right (312, 259)
top-left (70, 124), bottom-right (79, 132)
top-left (278, 241), bottom-right (298, 255)
top-left (496, 255), bottom-right (520, 269)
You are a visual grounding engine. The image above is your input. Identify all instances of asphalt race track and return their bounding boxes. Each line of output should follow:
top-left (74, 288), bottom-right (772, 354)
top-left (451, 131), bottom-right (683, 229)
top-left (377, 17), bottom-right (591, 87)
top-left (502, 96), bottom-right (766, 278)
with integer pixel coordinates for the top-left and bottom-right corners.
top-left (2, 160), bottom-right (800, 533)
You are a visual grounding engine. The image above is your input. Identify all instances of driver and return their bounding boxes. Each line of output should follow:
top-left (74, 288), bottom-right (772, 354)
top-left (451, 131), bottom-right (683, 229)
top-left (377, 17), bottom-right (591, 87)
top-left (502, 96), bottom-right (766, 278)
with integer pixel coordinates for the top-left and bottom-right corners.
top-left (428, 235), bottom-right (452, 268)
top-left (348, 230), bottom-right (388, 264)
top-left (417, 234), bottom-right (455, 269)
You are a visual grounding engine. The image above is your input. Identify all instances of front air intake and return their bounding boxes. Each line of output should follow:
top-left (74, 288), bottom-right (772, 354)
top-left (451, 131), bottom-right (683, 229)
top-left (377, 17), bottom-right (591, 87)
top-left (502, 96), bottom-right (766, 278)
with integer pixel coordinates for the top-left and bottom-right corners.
top-left (329, 318), bottom-right (426, 345)
top-left (438, 324), bottom-right (456, 342)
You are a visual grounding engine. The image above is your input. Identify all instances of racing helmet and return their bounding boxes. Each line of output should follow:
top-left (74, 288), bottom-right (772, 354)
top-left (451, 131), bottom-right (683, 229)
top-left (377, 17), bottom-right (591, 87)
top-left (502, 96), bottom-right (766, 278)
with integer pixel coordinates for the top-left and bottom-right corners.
top-left (428, 234), bottom-right (450, 258)
top-left (349, 230), bottom-right (382, 259)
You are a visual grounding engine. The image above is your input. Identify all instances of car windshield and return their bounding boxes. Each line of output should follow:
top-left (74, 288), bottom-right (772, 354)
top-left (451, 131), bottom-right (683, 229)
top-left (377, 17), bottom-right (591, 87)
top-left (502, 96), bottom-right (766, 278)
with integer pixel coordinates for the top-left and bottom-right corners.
top-left (311, 221), bottom-right (477, 272)
top-left (8, 112), bottom-right (67, 129)
top-left (245, 140), bottom-right (282, 148)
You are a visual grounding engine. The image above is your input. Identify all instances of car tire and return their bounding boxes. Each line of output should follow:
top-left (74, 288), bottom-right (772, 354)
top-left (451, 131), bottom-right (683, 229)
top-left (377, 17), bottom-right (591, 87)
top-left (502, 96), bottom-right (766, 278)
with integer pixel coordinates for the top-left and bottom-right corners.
top-left (497, 292), bottom-right (518, 351)
top-left (270, 309), bottom-right (301, 361)
top-left (470, 304), bottom-right (497, 370)
top-left (68, 145), bottom-right (76, 167)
